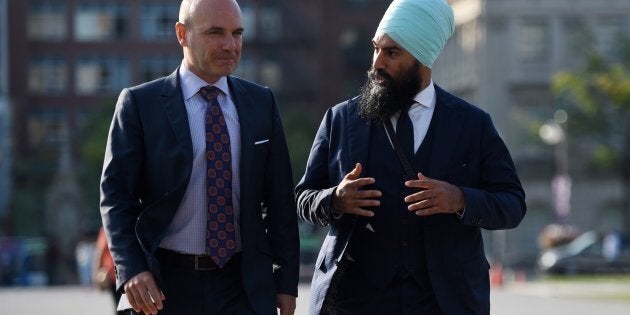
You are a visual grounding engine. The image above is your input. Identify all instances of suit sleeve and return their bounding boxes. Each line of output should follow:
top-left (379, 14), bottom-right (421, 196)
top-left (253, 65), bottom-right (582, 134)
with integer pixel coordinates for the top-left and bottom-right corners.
top-left (458, 112), bottom-right (527, 230)
top-left (100, 88), bottom-right (148, 290)
top-left (262, 90), bottom-right (300, 296)
top-left (295, 108), bottom-right (340, 227)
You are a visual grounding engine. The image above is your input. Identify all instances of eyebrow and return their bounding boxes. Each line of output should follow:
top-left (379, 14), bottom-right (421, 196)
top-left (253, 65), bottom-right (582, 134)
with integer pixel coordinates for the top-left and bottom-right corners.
top-left (207, 26), bottom-right (245, 33)
top-left (372, 40), bottom-right (401, 50)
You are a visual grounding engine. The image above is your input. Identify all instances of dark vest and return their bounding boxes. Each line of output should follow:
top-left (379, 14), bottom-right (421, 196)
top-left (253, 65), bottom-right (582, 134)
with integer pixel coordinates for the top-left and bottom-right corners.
top-left (347, 116), bottom-right (437, 291)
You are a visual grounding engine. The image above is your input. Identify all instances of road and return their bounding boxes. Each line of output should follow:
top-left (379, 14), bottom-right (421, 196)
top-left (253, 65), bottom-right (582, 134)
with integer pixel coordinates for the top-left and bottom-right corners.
top-left (1, 282), bottom-right (629, 314)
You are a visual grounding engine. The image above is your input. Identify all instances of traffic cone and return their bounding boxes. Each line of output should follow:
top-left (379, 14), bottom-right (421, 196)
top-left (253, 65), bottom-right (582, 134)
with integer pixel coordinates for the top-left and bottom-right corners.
top-left (490, 264), bottom-right (503, 287)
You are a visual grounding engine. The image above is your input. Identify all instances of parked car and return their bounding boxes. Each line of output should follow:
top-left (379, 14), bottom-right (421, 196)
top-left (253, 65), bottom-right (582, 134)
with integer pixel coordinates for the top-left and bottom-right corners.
top-left (537, 230), bottom-right (630, 275)
top-left (0, 237), bottom-right (48, 286)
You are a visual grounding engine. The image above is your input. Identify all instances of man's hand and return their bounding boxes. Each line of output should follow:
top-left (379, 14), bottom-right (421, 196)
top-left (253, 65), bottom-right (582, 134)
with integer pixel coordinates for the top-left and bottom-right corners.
top-left (124, 271), bottom-right (165, 315)
top-left (331, 163), bottom-right (381, 217)
top-left (404, 173), bottom-right (465, 216)
top-left (276, 293), bottom-right (296, 315)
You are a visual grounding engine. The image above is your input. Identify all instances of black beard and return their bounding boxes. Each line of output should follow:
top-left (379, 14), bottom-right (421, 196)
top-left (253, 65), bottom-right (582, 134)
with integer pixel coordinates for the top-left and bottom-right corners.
top-left (358, 62), bottom-right (422, 122)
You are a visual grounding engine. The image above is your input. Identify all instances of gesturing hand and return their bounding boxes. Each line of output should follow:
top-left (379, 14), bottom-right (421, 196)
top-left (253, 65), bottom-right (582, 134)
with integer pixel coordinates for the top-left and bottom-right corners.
top-left (124, 271), bottom-right (165, 315)
top-left (331, 163), bottom-right (381, 217)
top-left (404, 173), bottom-right (465, 216)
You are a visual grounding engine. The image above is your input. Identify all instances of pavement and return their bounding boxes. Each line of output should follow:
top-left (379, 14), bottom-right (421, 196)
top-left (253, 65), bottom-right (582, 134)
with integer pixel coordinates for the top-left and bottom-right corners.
top-left (498, 278), bottom-right (630, 301)
top-left (1, 279), bottom-right (630, 314)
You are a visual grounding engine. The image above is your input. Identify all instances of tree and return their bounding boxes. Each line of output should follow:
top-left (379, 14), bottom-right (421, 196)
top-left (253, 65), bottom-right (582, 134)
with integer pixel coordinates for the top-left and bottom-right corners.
top-left (78, 99), bottom-right (116, 232)
top-left (551, 39), bottom-right (630, 227)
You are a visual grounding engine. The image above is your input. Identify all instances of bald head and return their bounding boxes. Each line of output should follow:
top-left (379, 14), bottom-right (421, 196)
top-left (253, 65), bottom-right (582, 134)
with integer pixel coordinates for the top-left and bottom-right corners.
top-left (179, 0), bottom-right (240, 26)
top-left (175, 0), bottom-right (243, 83)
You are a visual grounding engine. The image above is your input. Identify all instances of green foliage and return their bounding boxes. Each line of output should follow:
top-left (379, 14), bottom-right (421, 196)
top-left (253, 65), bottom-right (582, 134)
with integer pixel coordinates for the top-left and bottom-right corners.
top-left (551, 43), bottom-right (630, 173)
top-left (281, 108), bottom-right (319, 184)
top-left (551, 37), bottom-right (630, 226)
top-left (78, 99), bottom-right (116, 230)
top-left (7, 146), bottom-right (57, 236)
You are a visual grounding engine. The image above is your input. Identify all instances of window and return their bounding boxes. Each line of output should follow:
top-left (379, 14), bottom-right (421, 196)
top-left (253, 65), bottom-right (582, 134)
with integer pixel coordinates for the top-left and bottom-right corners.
top-left (564, 18), bottom-right (594, 62)
top-left (517, 18), bottom-right (549, 63)
top-left (74, 3), bottom-right (127, 41)
top-left (28, 2), bottom-right (66, 40)
top-left (75, 56), bottom-right (129, 95)
top-left (260, 7), bottom-right (281, 42)
top-left (140, 56), bottom-right (180, 82)
top-left (28, 56), bottom-right (67, 94)
top-left (260, 60), bottom-right (281, 90)
top-left (596, 18), bottom-right (625, 61)
top-left (140, 3), bottom-right (178, 41)
top-left (28, 109), bottom-right (66, 146)
top-left (240, 6), bottom-right (256, 42)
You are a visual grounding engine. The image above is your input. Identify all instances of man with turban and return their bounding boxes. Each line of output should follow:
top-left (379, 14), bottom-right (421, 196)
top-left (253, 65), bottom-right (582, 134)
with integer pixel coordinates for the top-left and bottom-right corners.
top-left (296, 0), bottom-right (526, 314)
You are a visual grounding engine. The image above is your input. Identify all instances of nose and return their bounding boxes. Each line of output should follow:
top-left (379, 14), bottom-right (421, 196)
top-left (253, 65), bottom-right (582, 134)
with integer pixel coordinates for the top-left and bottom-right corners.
top-left (372, 50), bottom-right (386, 71)
top-left (222, 35), bottom-right (239, 51)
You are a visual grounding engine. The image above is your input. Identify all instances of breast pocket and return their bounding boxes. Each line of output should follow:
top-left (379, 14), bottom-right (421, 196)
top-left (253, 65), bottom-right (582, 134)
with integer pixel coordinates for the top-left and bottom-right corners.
top-left (253, 138), bottom-right (271, 158)
top-left (445, 156), bottom-right (476, 185)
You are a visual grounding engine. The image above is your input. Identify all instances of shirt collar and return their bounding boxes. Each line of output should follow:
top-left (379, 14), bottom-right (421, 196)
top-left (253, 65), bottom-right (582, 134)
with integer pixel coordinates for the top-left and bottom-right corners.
top-left (178, 60), bottom-right (231, 101)
top-left (411, 79), bottom-right (436, 109)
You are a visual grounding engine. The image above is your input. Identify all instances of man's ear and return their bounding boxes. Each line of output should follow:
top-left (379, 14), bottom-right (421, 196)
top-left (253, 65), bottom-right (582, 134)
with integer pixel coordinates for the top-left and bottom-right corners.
top-left (175, 22), bottom-right (187, 47)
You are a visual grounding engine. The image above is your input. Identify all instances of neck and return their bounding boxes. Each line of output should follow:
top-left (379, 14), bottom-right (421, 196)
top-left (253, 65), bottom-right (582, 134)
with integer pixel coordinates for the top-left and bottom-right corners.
top-left (419, 67), bottom-right (432, 91)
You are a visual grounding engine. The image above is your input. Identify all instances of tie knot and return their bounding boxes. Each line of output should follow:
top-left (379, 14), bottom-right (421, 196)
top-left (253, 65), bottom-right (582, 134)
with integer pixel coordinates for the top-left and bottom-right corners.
top-left (199, 86), bottom-right (221, 101)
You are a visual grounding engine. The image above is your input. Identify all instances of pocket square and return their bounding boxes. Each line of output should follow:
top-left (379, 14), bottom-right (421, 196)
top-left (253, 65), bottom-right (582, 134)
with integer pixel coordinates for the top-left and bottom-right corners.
top-left (254, 139), bottom-right (270, 145)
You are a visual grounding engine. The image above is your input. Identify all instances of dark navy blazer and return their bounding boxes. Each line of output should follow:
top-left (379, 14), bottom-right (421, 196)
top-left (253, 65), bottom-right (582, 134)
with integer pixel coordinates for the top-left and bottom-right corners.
top-left (100, 69), bottom-right (299, 314)
top-left (296, 85), bottom-right (526, 315)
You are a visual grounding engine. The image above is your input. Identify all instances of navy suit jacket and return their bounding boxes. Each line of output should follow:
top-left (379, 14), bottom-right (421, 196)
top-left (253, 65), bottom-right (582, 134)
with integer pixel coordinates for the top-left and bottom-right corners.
top-left (296, 85), bottom-right (526, 315)
top-left (100, 69), bottom-right (299, 314)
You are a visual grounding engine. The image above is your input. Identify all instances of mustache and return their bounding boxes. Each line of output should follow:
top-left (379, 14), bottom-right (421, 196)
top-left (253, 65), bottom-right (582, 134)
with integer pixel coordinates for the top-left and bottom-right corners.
top-left (368, 68), bottom-right (393, 84)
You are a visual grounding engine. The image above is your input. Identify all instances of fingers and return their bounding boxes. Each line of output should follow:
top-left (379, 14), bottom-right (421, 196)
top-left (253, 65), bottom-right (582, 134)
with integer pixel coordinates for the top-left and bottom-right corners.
top-left (348, 177), bottom-right (377, 189)
top-left (333, 188), bottom-right (381, 216)
top-left (404, 172), bottom-right (430, 190)
top-left (403, 173), bottom-right (465, 215)
top-left (345, 163), bottom-right (363, 180)
top-left (124, 272), bottom-right (165, 315)
top-left (332, 163), bottom-right (382, 216)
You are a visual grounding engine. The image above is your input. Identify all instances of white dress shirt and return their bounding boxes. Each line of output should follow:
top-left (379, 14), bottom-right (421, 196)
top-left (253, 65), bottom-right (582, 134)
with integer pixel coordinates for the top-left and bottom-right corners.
top-left (159, 62), bottom-right (242, 255)
top-left (389, 80), bottom-right (437, 152)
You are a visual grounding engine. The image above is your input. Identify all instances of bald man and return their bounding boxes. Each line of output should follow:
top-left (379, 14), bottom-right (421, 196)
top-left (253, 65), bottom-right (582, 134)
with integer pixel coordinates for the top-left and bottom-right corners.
top-left (296, 0), bottom-right (526, 314)
top-left (100, 0), bottom-right (299, 314)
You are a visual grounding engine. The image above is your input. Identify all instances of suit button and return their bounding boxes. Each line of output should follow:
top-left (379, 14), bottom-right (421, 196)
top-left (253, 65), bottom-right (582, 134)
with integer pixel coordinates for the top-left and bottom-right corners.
top-left (401, 219), bottom-right (407, 225)
top-left (402, 241), bottom-right (408, 247)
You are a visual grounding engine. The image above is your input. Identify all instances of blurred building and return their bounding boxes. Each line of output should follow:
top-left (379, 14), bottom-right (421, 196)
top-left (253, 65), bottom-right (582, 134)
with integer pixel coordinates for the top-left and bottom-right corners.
top-left (435, 0), bottom-right (630, 268)
top-left (0, 0), bottom-right (10, 226)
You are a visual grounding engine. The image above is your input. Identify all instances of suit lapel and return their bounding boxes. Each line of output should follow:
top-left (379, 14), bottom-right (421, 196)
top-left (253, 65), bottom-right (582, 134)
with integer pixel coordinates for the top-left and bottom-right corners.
top-left (226, 77), bottom-right (255, 194)
top-left (428, 85), bottom-right (466, 179)
top-left (346, 98), bottom-right (372, 172)
top-left (161, 68), bottom-right (193, 156)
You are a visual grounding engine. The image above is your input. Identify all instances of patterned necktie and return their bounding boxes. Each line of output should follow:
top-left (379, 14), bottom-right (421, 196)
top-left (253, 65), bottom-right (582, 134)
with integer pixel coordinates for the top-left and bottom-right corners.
top-left (199, 86), bottom-right (235, 267)
top-left (397, 102), bottom-right (415, 161)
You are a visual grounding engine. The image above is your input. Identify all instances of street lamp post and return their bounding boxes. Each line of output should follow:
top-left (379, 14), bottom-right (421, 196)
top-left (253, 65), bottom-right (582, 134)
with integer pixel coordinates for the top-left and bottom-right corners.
top-left (539, 109), bottom-right (571, 223)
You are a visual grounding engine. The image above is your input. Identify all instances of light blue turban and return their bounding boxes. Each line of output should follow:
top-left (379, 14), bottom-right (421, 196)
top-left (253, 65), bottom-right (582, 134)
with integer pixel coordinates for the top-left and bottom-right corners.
top-left (375, 0), bottom-right (455, 68)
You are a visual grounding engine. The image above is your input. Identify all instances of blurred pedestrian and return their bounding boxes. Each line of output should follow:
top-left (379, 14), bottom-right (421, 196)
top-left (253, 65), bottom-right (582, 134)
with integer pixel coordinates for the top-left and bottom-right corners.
top-left (92, 227), bottom-right (120, 310)
top-left (295, 0), bottom-right (526, 314)
top-left (99, 0), bottom-right (299, 314)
